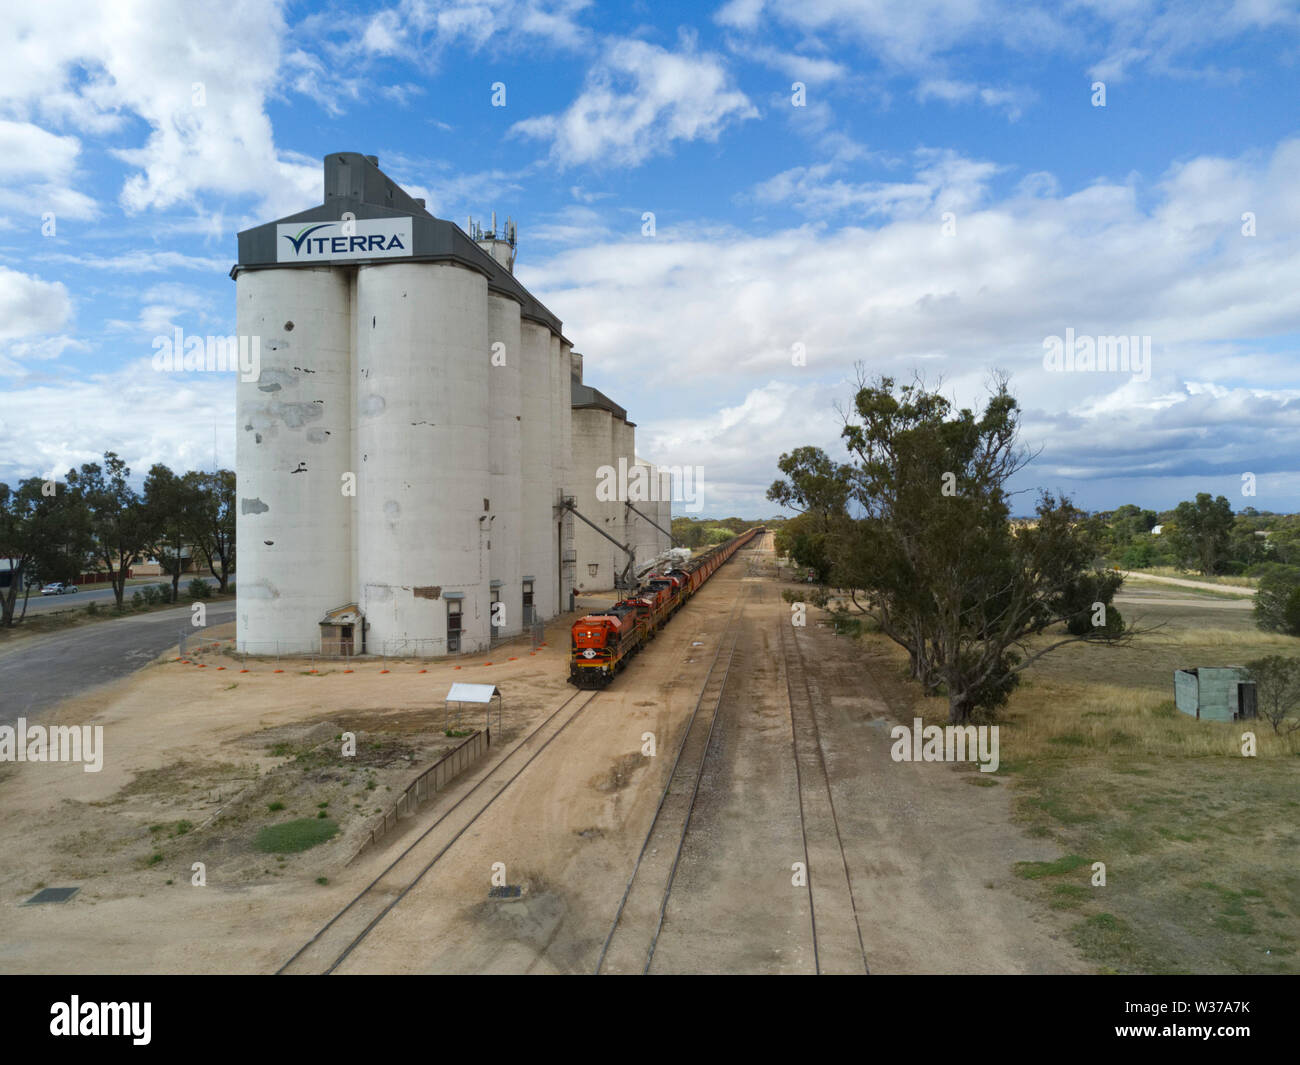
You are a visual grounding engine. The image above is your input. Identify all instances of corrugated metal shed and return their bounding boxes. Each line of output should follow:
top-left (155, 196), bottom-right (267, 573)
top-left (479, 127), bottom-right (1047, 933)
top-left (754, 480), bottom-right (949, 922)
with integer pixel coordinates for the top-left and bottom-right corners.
top-left (1173, 667), bottom-right (1254, 721)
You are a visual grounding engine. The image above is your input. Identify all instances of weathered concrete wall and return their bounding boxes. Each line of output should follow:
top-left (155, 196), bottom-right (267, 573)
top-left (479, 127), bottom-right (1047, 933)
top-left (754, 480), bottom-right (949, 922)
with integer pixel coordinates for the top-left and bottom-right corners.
top-left (236, 267), bottom-right (353, 653)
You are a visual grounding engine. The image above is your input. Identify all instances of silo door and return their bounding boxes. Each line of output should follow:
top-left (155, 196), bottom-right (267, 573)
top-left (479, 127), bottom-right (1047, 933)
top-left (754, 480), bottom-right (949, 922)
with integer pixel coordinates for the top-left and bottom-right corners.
top-left (1237, 682), bottom-right (1257, 720)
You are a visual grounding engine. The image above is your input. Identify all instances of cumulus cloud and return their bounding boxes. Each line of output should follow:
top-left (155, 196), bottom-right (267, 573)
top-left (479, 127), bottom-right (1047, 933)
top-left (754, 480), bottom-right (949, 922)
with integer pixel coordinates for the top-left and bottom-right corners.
top-left (0, 119), bottom-right (97, 221)
top-left (325, 0), bottom-right (593, 62)
top-left (511, 37), bottom-right (758, 168)
top-left (750, 148), bottom-right (1001, 220)
top-left (916, 79), bottom-right (1033, 120)
top-left (0, 0), bottom-right (318, 218)
top-left (0, 266), bottom-right (74, 376)
top-left (0, 267), bottom-right (71, 341)
top-left (0, 358), bottom-right (236, 483)
top-left (104, 283), bottom-right (217, 339)
top-left (725, 41), bottom-right (850, 86)
top-left (718, 0), bottom-right (1300, 91)
top-left (526, 137), bottom-right (1300, 512)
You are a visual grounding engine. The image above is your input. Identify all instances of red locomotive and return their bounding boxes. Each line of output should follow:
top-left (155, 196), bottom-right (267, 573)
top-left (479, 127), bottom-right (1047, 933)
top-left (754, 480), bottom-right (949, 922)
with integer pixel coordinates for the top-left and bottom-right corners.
top-left (568, 527), bottom-right (761, 688)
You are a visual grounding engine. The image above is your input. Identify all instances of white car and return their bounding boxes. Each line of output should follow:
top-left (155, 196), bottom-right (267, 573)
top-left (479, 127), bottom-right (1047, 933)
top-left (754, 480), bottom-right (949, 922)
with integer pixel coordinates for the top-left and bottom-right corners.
top-left (40, 582), bottom-right (78, 596)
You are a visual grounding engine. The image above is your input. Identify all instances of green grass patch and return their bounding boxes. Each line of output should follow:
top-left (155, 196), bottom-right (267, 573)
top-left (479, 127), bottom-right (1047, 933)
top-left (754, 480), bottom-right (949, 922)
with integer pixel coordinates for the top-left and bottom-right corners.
top-left (253, 818), bottom-right (339, 854)
top-left (1014, 853), bottom-right (1090, 880)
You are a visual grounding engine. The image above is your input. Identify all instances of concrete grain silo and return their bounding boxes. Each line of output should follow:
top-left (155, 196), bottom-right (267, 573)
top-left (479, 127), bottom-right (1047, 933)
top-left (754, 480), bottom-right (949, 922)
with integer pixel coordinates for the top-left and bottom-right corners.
top-left (556, 338), bottom-right (576, 609)
top-left (353, 261), bottom-right (490, 654)
top-left (632, 457), bottom-right (664, 568)
top-left (233, 152), bottom-right (653, 656)
top-left (487, 291), bottom-right (523, 638)
top-left (571, 375), bottom-right (637, 593)
top-left (235, 267), bottom-right (353, 653)
top-left (520, 318), bottom-right (554, 621)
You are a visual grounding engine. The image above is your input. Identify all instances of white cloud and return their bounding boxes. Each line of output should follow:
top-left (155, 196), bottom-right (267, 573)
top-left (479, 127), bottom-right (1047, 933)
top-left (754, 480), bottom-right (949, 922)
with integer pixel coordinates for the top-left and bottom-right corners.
top-left (0, 265), bottom-right (74, 376)
top-left (104, 283), bottom-right (216, 339)
top-left (718, 0), bottom-right (1300, 88)
top-left (334, 0), bottom-right (593, 61)
top-left (916, 79), bottom-right (1033, 120)
top-left (0, 267), bottom-right (71, 342)
top-left (525, 137), bottom-right (1300, 509)
top-left (0, 358), bottom-right (236, 483)
top-left (1079, 0), bottom-right (1300, 82)
top-left (716, 0), bottom-right (767, 32)
top-left (0, 120), bottom-right (97, 221)
top-left (525, 205), bottom-right (617, 247)
top-left (0, 0), bottom-right (318, 218)
top-left (727, 41), bottom-right (850, 85)
top-left (753, 163), bottom-right (932, 218)
top-left (35, 250), bottom-right (231, 274)
top-left (751, 149), bottom-right (1000, 219)
top-left (511, 37), bottom-right (758, 167)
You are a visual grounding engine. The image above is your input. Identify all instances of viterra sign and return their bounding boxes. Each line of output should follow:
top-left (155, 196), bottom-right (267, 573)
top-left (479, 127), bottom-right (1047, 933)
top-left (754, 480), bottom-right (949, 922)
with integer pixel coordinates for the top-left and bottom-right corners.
top-left (276, 218), bottom-right (413, 262)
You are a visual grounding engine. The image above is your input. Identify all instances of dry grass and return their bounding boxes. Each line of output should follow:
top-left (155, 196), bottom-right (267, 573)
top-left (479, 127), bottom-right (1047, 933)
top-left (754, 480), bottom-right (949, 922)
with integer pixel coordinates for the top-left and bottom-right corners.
top-left (855, 591), bottom-right (1300, 974)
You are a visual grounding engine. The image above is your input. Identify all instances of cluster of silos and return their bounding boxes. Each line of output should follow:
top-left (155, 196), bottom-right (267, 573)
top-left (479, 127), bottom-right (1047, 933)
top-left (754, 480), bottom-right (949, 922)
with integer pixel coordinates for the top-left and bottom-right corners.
top-left (234, 153), bottom-right (581, 657)
top-left (233, 152), bottom-right (671, 655)
top-left (569, 358), bottom-right (672, 593)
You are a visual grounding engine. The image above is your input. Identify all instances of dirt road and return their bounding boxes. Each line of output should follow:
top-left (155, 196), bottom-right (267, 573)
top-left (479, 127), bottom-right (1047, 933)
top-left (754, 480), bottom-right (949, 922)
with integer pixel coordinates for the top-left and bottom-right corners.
top-left (1120, 571), bottom-right (1256, 597)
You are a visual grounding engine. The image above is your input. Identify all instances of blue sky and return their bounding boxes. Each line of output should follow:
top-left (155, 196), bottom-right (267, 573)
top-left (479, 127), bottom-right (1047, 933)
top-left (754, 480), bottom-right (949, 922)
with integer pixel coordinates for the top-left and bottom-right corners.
top-left (2, 0), bottom-right (1298, 518)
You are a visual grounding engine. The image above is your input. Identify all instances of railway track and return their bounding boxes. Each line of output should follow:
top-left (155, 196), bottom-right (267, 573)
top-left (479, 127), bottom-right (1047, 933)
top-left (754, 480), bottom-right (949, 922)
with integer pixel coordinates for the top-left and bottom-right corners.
top-left (276, 686), bottom-right (601, 975)
top-left (779, 610), bottom-right (870, 974)
top-left (280, 534), bottom-right (778, 976)
top-left (594, 576), bottom-right (752, 974)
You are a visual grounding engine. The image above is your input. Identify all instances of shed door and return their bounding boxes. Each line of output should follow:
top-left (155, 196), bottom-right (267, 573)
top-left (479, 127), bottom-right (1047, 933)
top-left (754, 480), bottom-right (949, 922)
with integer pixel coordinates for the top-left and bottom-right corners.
top-left (1237, 682), bottom-right (1257, 720)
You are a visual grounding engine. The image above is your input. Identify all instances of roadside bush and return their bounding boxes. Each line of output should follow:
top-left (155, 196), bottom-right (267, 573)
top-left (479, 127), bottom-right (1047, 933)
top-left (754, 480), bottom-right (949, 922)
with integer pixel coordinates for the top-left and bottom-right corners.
top-left (188, 578), bottom-right (213, 600)
top-left (136, 584), bottom-right (169, 606)
top-left (1119, 542), bottom-right (1156, 568)
top-left (1254, 564), bottom-right (1300, 635)
top-left (1285, 588), bottom-right (1300, 636)
top-left (1245, 656), bottom-right (1300, 735)
top-left (84, 602), bottom-right (99, 616)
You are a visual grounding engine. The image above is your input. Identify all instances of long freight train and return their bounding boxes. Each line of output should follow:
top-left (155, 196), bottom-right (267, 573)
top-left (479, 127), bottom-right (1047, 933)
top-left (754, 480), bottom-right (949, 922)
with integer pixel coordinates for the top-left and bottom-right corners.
top-left (568, 527), bottom-right (763, 688)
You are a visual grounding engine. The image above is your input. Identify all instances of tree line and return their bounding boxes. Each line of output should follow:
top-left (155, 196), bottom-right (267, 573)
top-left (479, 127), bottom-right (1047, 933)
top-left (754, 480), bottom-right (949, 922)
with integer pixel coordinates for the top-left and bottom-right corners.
top-left (769, 371), bottom-right (1136, 725)
top-left (0, 452), bottom-right (234, 626)
top-left (1080, 499), bottom-right (1300, 636)
top-left (670, 516), bottom-right (767, 549)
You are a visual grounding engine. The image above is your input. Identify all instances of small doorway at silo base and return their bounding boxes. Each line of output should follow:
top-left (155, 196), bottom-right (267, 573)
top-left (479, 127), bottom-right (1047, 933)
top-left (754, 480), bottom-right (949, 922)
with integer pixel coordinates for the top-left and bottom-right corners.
top-left (319, 604), bottom-right (364, 656)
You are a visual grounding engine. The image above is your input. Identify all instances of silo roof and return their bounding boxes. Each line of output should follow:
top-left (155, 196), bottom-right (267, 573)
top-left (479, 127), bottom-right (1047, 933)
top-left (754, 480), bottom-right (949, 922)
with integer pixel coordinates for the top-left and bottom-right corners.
top-left (231, 152), bottom-right (566, 337)
top-left (571, 380), bottom-right (627, 421)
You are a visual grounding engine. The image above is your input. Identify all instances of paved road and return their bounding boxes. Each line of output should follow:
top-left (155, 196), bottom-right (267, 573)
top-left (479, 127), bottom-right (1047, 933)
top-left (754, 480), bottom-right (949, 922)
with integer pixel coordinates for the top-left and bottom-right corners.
top-left (0, 604), bottom-right (234, 724)
top-left (7, 576), bottom-right (222, 618)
